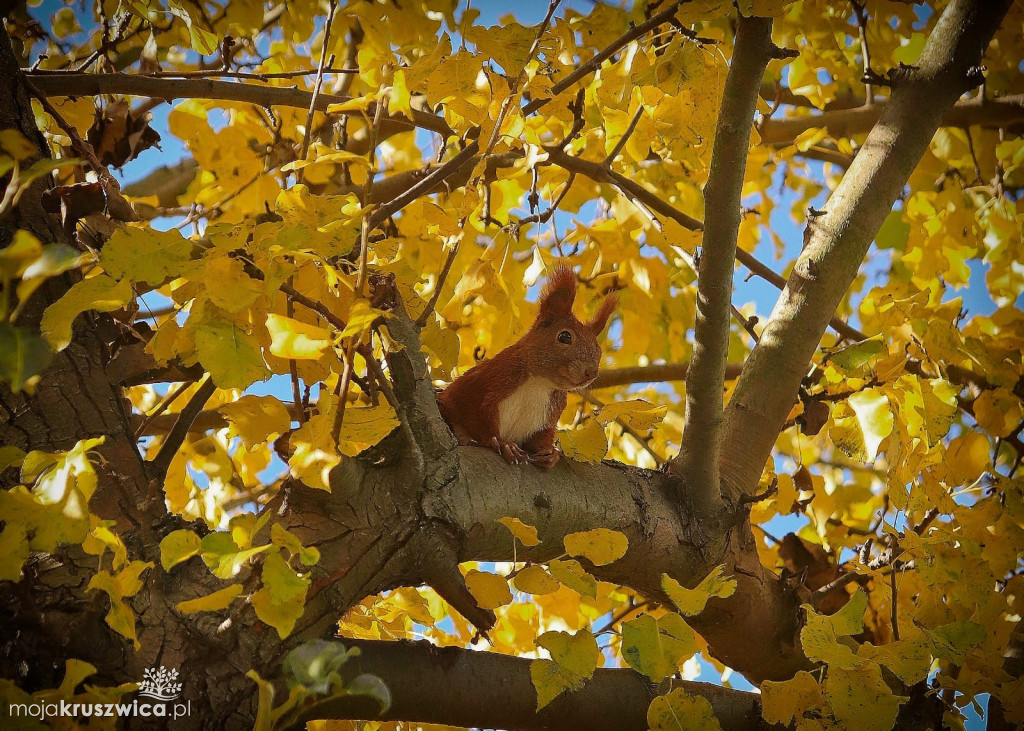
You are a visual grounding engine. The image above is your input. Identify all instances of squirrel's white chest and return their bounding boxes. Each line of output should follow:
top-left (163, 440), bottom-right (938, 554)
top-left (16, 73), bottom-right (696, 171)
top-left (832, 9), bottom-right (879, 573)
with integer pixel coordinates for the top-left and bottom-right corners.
top-left (498, 377), bottom-right (554, 444)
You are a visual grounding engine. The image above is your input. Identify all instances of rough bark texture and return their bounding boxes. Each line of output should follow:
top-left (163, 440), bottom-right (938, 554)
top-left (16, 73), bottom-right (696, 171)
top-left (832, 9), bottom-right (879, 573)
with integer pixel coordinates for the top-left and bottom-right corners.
top-left (0, 3), bottom-right (1014, 730)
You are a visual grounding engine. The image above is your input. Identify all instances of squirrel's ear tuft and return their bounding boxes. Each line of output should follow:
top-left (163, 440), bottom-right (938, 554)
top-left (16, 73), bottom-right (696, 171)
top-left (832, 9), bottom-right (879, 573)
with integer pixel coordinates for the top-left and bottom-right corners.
top-left (588, 292), bottom-right (618, 334)
top-left (537, 266), bottom-right (577, 319)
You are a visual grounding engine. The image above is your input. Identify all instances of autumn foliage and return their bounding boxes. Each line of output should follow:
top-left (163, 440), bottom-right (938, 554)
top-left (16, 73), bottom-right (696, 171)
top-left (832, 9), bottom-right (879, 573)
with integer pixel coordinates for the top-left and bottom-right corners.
top-left (1, 1), bottom-right (1023, 730)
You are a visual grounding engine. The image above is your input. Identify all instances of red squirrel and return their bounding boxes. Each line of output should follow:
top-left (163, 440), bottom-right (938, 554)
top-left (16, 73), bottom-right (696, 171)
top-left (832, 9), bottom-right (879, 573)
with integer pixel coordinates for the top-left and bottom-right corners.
top-left (437, 266), bottom-right (617, 468)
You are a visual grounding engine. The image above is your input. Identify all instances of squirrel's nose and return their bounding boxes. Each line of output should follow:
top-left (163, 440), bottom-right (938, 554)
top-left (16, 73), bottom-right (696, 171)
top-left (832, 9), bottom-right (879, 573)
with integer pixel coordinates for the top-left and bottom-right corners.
top-left (583, 367), bottom-right (596, 381)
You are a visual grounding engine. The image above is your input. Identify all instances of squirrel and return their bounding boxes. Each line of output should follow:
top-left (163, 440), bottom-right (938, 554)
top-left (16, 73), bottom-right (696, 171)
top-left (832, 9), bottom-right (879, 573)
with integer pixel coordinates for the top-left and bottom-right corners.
top-left (437, 266), bottom-right (617, 468)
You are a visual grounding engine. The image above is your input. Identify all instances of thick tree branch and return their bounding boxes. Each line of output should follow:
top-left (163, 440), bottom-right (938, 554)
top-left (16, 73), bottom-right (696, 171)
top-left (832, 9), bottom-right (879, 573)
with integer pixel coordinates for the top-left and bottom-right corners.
top-left (291, 639), bottom-right (768, 731)
top-left (671, 15), bottom-right (774, 511)
top-left (26, 72), bottom-right (452, 137)
top-left (759, 93), bottom-right (1024, 147)
top-left (720, 0), bottom-right (1014, 501)
top-left (593, 361), bottom-right (745, 389)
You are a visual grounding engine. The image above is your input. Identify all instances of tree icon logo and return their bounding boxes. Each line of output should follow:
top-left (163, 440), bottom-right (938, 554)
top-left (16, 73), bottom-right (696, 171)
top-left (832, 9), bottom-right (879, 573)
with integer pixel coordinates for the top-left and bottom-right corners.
top-left (138, 666), bottom-right (182, 701)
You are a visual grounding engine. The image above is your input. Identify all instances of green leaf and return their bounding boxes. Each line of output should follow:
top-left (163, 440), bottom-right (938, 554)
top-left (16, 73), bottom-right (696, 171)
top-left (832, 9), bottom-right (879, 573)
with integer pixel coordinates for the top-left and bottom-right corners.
top-left (620, 612), bottom-right (697, 682)
top-left (0, 323), bottom-right (53, 393)
top-left (647, 688), bottom-right (723, 731)
top-left (662, 565), bottom-right (737, 616)
top-left (40, 274), bottom-right (133, 350)
top-left (548, 559), bottom-right (598, 598)
top-left (830, 335), bottom-right (886, 373)
top-left (800, 590), bottom-right (869, 669)
top-left (261, 551), bottom-right (310, 605)
top-left (530, 630), bottom-right (600, 709)
top-left (201, 532), bottom-right (273, 579)
top-left (283, 639), bottom-right (359, 694)
top-left (160, 529), bottom-right (202, 571)
top-left (99, 226), bottom-right (193, 286)
top-left (16, 242), bottom-right (86, 304)
top-left (193, 319), bottom-right (268, 389)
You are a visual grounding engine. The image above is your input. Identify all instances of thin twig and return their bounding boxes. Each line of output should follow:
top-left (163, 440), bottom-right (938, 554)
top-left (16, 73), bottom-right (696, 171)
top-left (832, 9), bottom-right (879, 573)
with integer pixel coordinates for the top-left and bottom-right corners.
top-left (889, 569), bottom-right (900, 640)
top-left (603, 104), bottom-right (646, 165)
top-left (416, 238), bottom-right (461, 328)
top-left (23, 78), bottom-right (117, 190)
top-left (148, 376), bottom-right (217, 477)
top-left (481, 0), bottom-right (562, 158)
top-left (134, 380), bottom-right (195, 439)
top-left (298, 0), bottom-right (340, 178)
top-left (332, 348), bottom-right (356, 446)
top-left (356, 92), bottom-right (389, 298)
top-left (286, 276), bottom-right (305, 425)
top-left (850, 1), bottom-right (874, 105)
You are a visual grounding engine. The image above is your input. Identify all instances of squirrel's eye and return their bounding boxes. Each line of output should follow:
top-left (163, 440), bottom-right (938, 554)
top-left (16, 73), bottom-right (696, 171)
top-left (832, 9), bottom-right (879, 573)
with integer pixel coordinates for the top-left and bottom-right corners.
top-left (557, 330), bottom-right (573, 345)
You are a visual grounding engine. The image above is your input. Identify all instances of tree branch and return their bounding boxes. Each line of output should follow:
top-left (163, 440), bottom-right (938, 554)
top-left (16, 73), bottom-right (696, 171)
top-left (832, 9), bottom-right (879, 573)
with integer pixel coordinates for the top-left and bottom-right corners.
top-left (593, 361), bottom-right (745, 389)
top-left (289, 638), bottom-right (768, 731)
top-left (759, 93), bottom-right (1024, 147)
top-left (25, 72), bottom-right (452, 137)
top-left (670, 15), bottom-right (774, 511)
top-left (720, 0), bottom-right (1015, 501)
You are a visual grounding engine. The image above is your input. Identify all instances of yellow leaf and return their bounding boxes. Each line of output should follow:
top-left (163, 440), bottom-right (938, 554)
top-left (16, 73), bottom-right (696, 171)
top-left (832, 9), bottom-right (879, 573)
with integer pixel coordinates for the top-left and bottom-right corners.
top-left (266, 313), bottom-right (332, 360)
top-left (219, 395), bottom-right (293, 446)
top-left (513, 565), bottom-right (561, 595)
top-left (662, 565), bottom-right (737, 616)
top-left (0, 523), bottom-right (28, 582)
top-left (177, 584), bottom-right (243, 614)
top-left (338, 403), bottom-right (401, 457)
top-left (848, 388), bottom-right (893, 461)
top-left (465, 569), bottom-right (512, 609)
top-left (204, 255), bottom-right (264, 313)
top-left (251, 586), bottom-right (305, 639)
top-left (87, 561), bottom-right (153, 649)
top-left (192, 319), bottom-right (268, 389)
top-left (944, 432), bottom-right (990, 484)
top-left (800, 591), bottom-right (868, 669)
top-left (57, 659), bottom-right (97, 696)
top-left (647, 688), bottom-right (723, 731)
top-left (559, 418), bottom-right (607, 463)
top-left (262, 551), bottom-right (310, 605)
top-left (530, 630), bottom-right (599, 709)
top-left (620, 612), bottom-right (697, 682)
top-left (761, 670), bottom-right (822, 726)
top-left (548, 559), bottom-right (598, 598)
top-left (595, 399), bottom-right (667, 430)
top-left (497, 517), bottom-right (541, 547)
top-left (100, 226), bottom-right (192, 286)
top-left (826, 664), bottom-right (908, 731)
top-left (563, 528), bottom-right (628, 566)
top-left (858, 639), bottom-right (932, 685)
top-left (341, 299), bottom-right (388, 339)
top-left (973, 388), bottom-right (1023, 438)
top-left (160, 529), bottom-right (202, 571)
top-left (40, 274), bottom-right (133, 350)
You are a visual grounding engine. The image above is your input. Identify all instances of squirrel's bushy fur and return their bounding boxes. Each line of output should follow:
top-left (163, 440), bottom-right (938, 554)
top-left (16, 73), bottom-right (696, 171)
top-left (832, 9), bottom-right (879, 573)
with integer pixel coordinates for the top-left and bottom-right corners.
top-left (437, 266), bottom-right (617, 468)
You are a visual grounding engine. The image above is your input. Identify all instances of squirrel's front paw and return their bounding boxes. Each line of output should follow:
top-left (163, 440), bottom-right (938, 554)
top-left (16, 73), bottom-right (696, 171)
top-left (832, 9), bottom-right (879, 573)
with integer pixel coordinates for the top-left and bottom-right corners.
top-left (491, 437), bottom-right (527, 465)
top-left (527, 449), bottom-right (560, 469)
